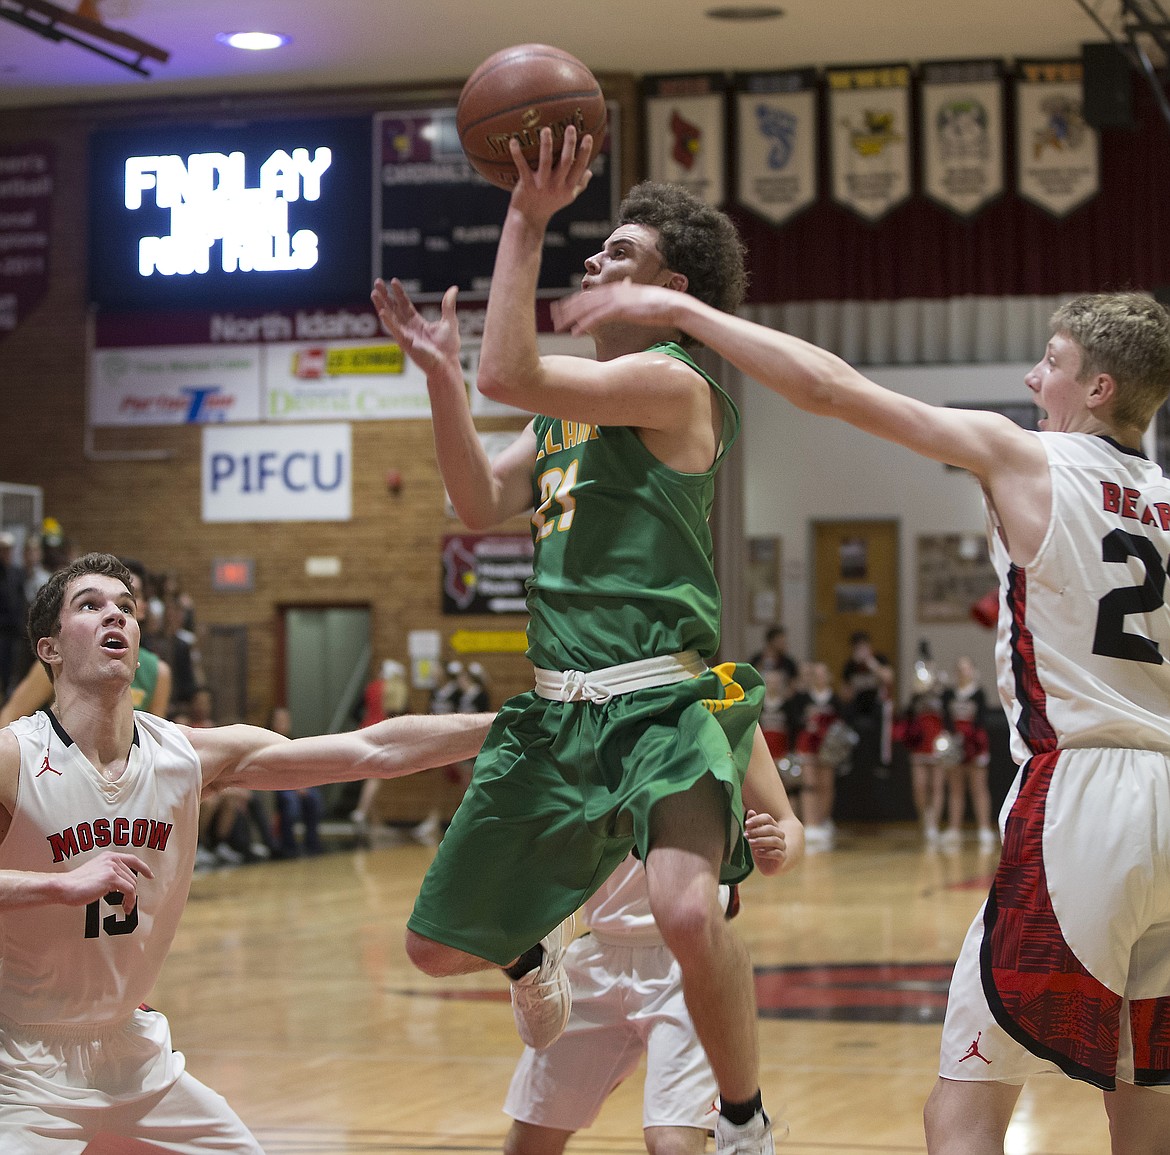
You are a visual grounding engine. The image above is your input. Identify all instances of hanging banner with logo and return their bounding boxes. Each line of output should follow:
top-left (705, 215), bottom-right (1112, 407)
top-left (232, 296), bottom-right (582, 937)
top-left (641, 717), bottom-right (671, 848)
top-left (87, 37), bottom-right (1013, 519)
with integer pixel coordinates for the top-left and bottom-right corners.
top-left (1015, 60), bottom-right (1099, 218)
top-left (735, 69), bottom-right (818, 227)
top-left (826, 64), bottom-right (912, 223)
top-left (0, 142), bottom-right (53, 340)
top-left (644, 74), bottom-right (727, 206)
top-left (920, 60), bottom-right (1005, 218)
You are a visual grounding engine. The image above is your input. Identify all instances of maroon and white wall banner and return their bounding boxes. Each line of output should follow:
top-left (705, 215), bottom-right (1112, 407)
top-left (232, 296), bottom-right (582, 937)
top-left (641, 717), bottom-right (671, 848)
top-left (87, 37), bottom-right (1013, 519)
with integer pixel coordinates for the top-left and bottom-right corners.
top-left (827, 64), bottom-right (912, 222)
top-left (920, 60), bottom-right (1005, 218)
top-left (1015, 60), bottom-right (1099, 218)
top-left (735, 70), bottom-right (818, 227)
top-left (644, 74), bottom-right (727, 206)
top-left (0, 143), bottom-right (53, 340)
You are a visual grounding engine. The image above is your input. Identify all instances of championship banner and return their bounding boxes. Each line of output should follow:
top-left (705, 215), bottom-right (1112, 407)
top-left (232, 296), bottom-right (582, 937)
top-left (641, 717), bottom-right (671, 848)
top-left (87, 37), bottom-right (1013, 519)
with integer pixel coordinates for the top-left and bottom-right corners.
top-left (735, 70), bottom-right (818, 227)
top-left (644, 74), bottom-right (727, 206)
top-left (0, 142), bottom-right (53, 340)
top-left (920, 60), bottom-right (1005, 218)
top-left (1015, 60), bottom-right (1099, 218)
top-left (826, 64), bottom-right (912, 222)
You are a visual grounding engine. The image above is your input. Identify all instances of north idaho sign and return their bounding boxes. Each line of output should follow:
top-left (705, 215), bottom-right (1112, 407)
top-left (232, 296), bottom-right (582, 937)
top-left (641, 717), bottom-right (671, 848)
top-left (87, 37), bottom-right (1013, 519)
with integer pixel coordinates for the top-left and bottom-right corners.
top-left (89, 117), bottom-right (371, 311)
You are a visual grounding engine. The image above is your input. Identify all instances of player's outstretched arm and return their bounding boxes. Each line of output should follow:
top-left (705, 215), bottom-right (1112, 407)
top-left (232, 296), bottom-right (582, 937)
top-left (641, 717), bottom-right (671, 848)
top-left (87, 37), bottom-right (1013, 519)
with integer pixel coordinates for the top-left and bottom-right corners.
top-left (742, 726), bottom-right (804, 876)
top-left (552, 281), bottom-right (1036, 482)
top-left (190, 711), bottom-right (494, 793)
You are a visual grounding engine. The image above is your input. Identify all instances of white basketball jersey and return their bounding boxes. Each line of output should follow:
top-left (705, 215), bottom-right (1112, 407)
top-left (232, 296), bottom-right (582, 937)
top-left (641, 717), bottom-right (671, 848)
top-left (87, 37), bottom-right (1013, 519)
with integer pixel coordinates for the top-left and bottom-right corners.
top-left (987, 432), bottom-right (1170, 764)
top-left (0, 710), bottom-right (200, 1028)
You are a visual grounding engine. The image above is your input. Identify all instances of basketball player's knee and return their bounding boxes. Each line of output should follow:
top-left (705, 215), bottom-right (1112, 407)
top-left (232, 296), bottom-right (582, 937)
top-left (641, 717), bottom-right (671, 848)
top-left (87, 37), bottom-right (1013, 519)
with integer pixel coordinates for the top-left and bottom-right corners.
top-left (404, 928), bottom-right (457, 976)
top-left (654, 893), bottom-right (721, 961)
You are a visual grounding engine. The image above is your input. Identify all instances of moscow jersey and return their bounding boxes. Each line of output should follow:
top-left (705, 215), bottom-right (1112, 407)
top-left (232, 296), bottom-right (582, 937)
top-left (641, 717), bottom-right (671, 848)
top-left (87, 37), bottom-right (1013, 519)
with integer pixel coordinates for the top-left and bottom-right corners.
top-left (988, 432), bottom-right (1170, 764)
top-left (525, 341), bottom-right (739, 671)
top-left (0, 710), bottom-right (199, 1028)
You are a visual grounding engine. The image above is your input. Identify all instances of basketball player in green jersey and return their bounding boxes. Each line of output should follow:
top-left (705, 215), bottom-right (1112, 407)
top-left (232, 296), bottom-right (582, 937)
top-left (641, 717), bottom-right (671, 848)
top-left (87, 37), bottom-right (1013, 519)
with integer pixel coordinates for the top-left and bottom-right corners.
top-left (372, 125), bottom-right (778, 1155)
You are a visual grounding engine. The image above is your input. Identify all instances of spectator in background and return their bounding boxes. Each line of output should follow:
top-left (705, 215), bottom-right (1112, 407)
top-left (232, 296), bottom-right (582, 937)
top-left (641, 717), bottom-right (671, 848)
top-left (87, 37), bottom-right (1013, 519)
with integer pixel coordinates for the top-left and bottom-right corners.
top-left (0, 532), bottom-right (28, 697)
top-left (840, 630), bottom-right (894, 774)
top-left (429, 660), bottom-right (463, 714)
top-left (145, 596), bottom-right (205, 713)
top-left (790, 661), bottom-right (845, 851)
top-left (21, 536), bottom-right (51, 606)
top-left (270, 705), bottom-right (323, 858)
top-left (748, 625), bottom-right (798, 682)
top-left (413, 661), bottom-right (492, 845)
top-left (940, 656), bottom-right (997, 852)
top-left (897, 642), bottom-right (949, 847)
top-left (350, 659), bottom-right (410, 845)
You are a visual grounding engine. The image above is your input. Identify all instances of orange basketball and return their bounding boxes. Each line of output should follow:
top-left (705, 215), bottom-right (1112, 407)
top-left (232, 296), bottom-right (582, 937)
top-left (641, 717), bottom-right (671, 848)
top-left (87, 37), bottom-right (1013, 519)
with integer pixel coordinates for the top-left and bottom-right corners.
top-left (456, 44), bottom-right (607, 190)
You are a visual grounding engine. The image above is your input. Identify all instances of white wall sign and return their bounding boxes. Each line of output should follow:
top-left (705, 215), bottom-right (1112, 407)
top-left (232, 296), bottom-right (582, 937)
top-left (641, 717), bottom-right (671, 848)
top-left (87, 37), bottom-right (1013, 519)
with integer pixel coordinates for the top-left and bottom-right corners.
top-left (202, 422), bottom-right (351, 522)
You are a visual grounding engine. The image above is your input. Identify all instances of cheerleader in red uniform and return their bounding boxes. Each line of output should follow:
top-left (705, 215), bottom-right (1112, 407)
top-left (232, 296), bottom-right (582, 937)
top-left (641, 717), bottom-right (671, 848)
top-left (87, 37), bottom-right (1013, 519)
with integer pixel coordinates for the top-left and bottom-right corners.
top-left (792, 661), bottom-right (844, 850)
top-left (898, 643), bottom-right (948, 847)
top-left (941, 655), bottom-right (997, 851)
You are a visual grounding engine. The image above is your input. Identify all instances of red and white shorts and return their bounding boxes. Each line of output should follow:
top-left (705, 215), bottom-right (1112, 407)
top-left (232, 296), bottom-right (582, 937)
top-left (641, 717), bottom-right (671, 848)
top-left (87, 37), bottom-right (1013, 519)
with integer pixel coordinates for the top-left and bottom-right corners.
top-left (939, 747), bottom-right (1170, 1091)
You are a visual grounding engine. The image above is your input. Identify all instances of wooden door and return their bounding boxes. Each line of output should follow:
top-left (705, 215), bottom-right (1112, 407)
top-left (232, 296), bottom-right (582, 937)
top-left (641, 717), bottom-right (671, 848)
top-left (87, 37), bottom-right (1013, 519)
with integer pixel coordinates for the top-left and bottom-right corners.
top-left (812, 519), bottom-right (899, 696)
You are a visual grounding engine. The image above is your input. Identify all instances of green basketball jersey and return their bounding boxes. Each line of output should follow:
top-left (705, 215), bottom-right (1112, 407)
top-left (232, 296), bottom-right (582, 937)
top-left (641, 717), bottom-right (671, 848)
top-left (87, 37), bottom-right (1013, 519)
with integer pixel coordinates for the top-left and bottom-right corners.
top-left (525, 341), bottom-right (739, 671)
top-left (130, 647), bottom-right (160, 712)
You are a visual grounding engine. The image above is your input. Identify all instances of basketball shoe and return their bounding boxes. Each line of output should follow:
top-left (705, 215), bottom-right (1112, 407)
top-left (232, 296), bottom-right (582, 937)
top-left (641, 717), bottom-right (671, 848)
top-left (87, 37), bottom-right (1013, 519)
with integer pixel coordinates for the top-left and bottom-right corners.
top-left (509, 913), bottom-right (575, 1049)
top-left (715, 1110), bottom-right (787, 1155)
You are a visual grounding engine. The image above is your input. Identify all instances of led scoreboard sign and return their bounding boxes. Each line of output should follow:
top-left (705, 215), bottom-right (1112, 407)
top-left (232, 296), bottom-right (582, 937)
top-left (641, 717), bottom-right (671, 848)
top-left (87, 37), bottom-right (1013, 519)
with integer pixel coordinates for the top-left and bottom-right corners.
top-left (89, 117), bottom-right (371, 310)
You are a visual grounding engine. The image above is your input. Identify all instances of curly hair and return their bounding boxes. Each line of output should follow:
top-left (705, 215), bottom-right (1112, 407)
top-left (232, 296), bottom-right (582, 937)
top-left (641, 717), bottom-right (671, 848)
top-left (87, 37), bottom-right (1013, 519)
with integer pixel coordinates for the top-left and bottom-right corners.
top-left (617, 181), bottom-right (747, 343)
top-left (1050, 293), bottom-right (1170, 431)
top-left (27, 552), bottom-right (135, 680)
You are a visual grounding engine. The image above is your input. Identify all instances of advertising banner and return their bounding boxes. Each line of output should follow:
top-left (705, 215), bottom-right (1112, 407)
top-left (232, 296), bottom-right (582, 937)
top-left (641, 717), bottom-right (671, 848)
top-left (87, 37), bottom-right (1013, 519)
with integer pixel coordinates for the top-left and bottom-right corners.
top-left (90, 345), bottom-right (262, 425)
top-left (202, 423), bottom-right (351, 522)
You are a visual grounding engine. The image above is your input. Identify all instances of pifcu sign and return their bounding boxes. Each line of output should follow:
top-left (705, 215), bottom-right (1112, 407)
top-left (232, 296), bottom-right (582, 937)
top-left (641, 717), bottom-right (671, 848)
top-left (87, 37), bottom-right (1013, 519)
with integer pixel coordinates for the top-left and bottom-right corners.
top-left (202, 423), bottom-right (351, 523)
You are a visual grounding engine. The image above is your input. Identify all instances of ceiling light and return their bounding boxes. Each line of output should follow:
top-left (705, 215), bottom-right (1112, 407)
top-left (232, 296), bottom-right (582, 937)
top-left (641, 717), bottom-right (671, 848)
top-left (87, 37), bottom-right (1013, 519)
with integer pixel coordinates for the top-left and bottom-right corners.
top-left (216, 31), bottom-right (291, 51)
top-left (705, 6), bottom-right (785, 19)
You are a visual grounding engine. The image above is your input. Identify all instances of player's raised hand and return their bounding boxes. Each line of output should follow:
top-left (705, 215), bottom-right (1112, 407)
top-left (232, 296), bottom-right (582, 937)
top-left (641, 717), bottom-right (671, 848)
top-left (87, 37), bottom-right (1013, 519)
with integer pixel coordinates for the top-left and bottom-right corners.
top-left (372, 279), bottom-right (461, 376)
top-left (509, 125), bottom-right (593, 221)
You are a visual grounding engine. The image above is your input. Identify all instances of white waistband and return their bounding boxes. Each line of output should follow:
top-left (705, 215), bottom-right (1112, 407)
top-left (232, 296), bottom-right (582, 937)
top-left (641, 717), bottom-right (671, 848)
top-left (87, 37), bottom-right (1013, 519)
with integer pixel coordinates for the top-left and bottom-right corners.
top-left (534, 651), bottom-right (706, 704)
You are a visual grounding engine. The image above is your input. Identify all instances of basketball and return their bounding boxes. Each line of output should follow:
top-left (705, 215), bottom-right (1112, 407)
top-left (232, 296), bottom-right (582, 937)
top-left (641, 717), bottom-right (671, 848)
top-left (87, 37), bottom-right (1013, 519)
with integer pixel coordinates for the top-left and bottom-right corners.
top-left (457, 44), bottom-right (607, 190)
